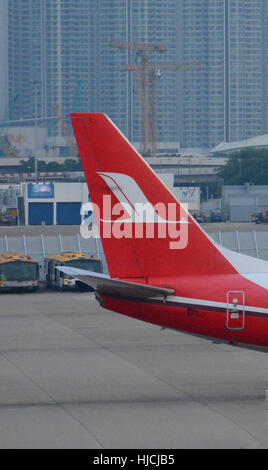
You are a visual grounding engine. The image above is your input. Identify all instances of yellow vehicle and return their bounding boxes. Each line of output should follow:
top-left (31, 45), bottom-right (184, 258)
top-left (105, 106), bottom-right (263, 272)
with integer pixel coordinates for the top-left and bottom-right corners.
top-left (44, 252), bottom-right (103, 290)
top-left (251, 210), bottom-right (268, 224)
top-left (0, 253), bottom-right (39, 291)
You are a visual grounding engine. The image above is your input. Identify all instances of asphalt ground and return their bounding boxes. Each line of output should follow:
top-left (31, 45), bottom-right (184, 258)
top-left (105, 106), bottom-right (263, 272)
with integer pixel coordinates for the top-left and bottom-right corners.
top-left (0, 290), bottom-right (268, 449)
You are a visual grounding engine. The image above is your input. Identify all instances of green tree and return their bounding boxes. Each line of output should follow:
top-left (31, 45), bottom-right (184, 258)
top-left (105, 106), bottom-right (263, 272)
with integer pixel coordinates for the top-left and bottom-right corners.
top-left (19, 157), bottom-right (35, 172)
top-left (62, 159), bottom-right (82, 171)
top-left (219, 148), bottom-right (268, 185)
top-left (18, 157), bottom-right (82, 173)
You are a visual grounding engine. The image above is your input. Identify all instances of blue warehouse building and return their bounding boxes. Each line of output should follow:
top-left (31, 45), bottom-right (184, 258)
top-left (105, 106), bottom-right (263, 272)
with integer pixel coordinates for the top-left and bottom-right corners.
top-left (24, 182), bottom-right (89, 226)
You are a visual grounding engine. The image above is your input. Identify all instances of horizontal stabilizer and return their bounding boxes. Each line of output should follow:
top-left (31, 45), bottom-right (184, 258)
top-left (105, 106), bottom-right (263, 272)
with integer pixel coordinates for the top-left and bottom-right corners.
top-left (57, 267), bottom-right (175, 300)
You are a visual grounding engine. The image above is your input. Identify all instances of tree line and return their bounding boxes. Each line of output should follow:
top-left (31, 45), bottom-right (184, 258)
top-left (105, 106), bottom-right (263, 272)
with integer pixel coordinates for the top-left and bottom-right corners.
top-left (219, 148), bottom-right (268, 185)
top-left (19, 157), bottom-right (82, 173)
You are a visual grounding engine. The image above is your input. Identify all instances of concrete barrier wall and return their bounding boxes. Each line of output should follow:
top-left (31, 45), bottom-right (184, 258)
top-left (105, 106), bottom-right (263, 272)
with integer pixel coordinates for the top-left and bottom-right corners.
top-left (0, 231), bottom-right (267, 279)
top-left (0, 233), bottom-right (107, 278)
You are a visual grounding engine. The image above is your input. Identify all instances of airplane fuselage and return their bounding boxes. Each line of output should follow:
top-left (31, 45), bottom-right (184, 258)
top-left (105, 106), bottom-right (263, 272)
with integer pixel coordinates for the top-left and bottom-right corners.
top-left (100, 274), bottom-right (268, 351)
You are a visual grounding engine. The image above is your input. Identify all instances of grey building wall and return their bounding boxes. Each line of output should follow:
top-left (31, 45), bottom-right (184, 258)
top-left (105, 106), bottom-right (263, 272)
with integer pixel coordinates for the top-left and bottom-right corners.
top-left (98, 0), bottom-right (179, 150)
top-left (228, 0), bottom-right (263, 143)
top-left (180, 0), bottom-right (265, 152)
top-left (8, 0), bottom-right (93, 136)
top-left (179, 0), bottom-right (209, 152)
top-left (222, 184), bottom-right (268, 222)
top-left (262, 0), bottom-right (268, 134)
top-left (8, 0), bottom-right (179, 150)
top-left (0, 0), bottom-right (8, 121)
top-left (7, 0), bottom-right (268, 153)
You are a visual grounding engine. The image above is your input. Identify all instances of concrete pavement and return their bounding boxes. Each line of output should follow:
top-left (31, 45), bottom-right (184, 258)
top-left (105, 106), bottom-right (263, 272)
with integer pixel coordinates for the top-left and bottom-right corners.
top-left (0, 291), bottom-right (267, 448)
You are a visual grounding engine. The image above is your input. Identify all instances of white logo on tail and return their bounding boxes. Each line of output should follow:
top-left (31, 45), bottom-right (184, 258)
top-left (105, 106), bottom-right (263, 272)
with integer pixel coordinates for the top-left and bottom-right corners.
top-left (98, 172), bottom-right (189, 224)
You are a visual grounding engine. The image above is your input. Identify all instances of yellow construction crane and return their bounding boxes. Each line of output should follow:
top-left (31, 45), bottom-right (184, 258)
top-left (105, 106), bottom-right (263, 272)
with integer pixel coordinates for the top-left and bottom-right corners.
top-left (53, 104), bottom-right (79, 159)
top-left (110, 41), bottom-right (203, 157)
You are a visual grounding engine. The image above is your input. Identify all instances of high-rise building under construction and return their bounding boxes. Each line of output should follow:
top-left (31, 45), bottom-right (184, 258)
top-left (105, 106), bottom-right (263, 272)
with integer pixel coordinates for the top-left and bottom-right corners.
top-left (8, 0), bottom-right (180, 153)
top-left (7, 0), bottom-right (268, 154)
top-left (95, 1), bottom-right (180, 153)
top-left (0, 0), bottom-right (8, 121)
top-left (8, 0), bottom-right (95, 138)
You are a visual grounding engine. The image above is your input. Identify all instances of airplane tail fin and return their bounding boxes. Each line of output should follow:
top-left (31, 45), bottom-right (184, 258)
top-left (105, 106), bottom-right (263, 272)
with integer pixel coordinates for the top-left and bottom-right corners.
top-left (71, 113), bottom-right (235, 280)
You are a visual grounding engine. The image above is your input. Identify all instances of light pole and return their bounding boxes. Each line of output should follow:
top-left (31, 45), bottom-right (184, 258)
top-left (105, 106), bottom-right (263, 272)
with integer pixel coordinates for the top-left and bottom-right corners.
top-left (33, 81), bottom-right (40, 179)
top-left (238, 158), bottom-right (242, 177)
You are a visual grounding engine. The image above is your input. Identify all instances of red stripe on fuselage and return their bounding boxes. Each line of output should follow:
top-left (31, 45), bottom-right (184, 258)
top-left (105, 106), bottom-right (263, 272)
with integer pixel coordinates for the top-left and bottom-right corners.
top-left (102, 296), bottom-right (268, 350)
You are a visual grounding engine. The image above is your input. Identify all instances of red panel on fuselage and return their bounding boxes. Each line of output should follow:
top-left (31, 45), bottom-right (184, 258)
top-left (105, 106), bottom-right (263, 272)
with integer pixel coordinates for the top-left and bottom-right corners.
top-left (102, 296), bottom-right (268, 350)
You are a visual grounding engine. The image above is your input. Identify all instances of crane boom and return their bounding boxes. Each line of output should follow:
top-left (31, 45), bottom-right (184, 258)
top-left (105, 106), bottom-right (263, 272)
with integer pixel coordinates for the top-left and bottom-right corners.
top-left (110, 41), bottom-right (167, 54)
top-left (120, 62), bottom-right (203, 72)
top-left (111, 41), bottom-right (204, 157)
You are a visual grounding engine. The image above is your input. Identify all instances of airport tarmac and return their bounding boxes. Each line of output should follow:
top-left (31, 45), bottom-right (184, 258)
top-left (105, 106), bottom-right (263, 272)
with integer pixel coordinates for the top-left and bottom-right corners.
top-left (0, 291), bottom-right (268, 448)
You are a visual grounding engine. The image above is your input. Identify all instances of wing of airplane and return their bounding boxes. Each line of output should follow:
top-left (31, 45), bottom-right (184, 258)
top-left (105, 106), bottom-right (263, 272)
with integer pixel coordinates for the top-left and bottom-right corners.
top-left (57, 267), bottom-right (175, 300)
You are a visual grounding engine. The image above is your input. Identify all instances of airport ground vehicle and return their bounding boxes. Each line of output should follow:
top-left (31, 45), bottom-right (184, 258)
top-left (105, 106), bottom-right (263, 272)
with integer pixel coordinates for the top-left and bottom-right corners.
top-left (0, 208), bottom-right (18, 226)
top-left (45, 252), bottom-right (102, 290)
top-left (58, 113), bottom-right (268, 353)
top-left (210, 210), bottom-right (225, 223)
top-left (251, 210), bottom-right (268, 224)
top-left (0, 253), bottom-right (39, 291)
top-left (0, 213), bottom-right (17, 226)
top-left (190, 210), bottom-right (205, 223)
